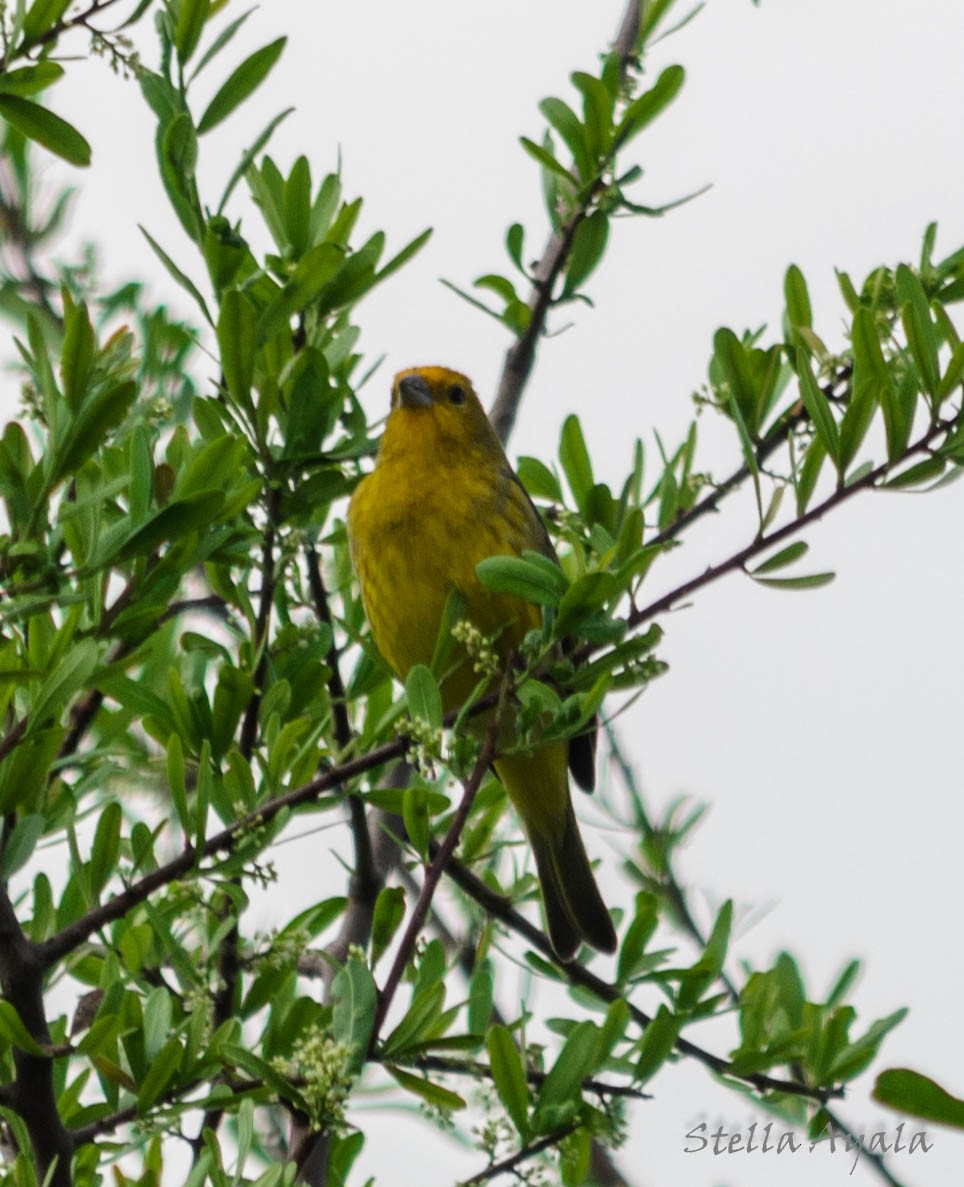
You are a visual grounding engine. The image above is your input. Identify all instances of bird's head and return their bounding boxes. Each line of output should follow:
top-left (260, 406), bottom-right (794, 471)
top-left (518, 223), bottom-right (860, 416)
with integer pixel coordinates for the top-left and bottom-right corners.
top-left (386, 366), bottom-right (497, 452)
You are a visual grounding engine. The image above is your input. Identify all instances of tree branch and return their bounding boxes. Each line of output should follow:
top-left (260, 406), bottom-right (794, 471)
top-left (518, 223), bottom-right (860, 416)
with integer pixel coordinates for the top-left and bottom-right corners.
top-left (488, 0), bottom-right (642, 445)
top-left (370, 699), bottom-right (504, 1047)
top-left (624, 414), bottom-right (958, 635)
top-left (0, 882), bottom-right (74, 1187)
top-left (438, 847), bottom-right (841, 1104)
top-left (461, 1123), bottom-right (579, 1186)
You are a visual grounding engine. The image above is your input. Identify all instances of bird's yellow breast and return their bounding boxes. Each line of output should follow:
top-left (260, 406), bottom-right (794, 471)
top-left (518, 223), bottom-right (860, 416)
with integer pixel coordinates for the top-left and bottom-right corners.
top-left (347, 407), bottom-right (544, 709)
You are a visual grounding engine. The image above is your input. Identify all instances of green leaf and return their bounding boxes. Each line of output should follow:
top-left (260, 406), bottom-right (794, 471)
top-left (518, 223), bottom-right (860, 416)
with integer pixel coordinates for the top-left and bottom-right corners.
top-left (257, 242), bottom-right (345, 341)
top-left (784, 263), bottom-right (812, 333)
top-left (751, 541), bottom-right (808, 576)
top-left (29, 639), bottom-right (98, 732)
top-left (166, 733), bottom-right (191, 837)
top-left (384, 1065), bottom-right (466, 1111)
top-left (371, 886), bottom-right (406, 967)
top-left (137, 1036), bottom-right (183, 1112)
top-left (635, 1005), bottom-right (679, 1084)
top-left (519, 135), bottom-right (574, 181)
top-left (487, 1024), bottom-right (530, 1139)
top-left (476, 552), bottom-right (566, 607)
top-left (884, 456), bottom-right (946, 489)
top-left (88, 801), bottom-right (121, 898)
top-left (852, 306), bottom-right (904, 461)
top-left (0, 95), bottom-right (90, 166)
top-left (563, 210), bottom-right (609, 296)
top-left (937, 339), bottom-right (964, 402)
top-left (112, 490), bottom-right (225, 563)
top-left (896, 264), bottom-right (939, 396)
top-left (616, 64), bottom-right (685, 145)
top-left (532, 1021), bottom-right (598, 1134)
top-left (59, 298), bottom-right (95, 412)
top-left (873, 1068), bottom-right (964, 1130)
top-left (375, 227), bottom-right (433, 287)
top-left (754, 571), bottom-right (836, 591)
top-left (217, 289), bottom-right (256, 406)
top-left (538, 96), bottom-right (591, 179)
top-left (174, 0), bottom-right (211, 64)
top-left (140, 226), bottom-right (213, 325)
top-left (0, 1001), bottom-right (47, 1055)
top-left (797, 357), bottom-right (839, 465)
top-left (0, 813), bottom-right (44, 878)
top-left (190, 6), bottom-right (254, 79)
top-left (554, 571), bottom-right (617, 637)
top-left (402, 783), bottom-right (430, 862)
top-left (617, 892), bottom-right (659, 983)
top-left (0, 62), bottom-right (64, 97)
top-left (405, 665), bottom-right (442, 731)
top-left (382, 982), bottom-right (446, 1057)
top-left (217, 107), bottom-right (294, 214)
top-left (197, 37), bottom-right (287, 134)
top-left (21, 0), bottom-right (71, 40)
top-left (559, 413), bottom-right (594, 513)
top-left (331, 954), bottom-right (377, 1074)
top-left (517, 456), bottom-right (562, 502)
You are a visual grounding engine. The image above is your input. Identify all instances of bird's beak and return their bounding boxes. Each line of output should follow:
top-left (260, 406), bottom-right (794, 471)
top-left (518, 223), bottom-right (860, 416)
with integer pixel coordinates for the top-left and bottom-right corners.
top-left (397, 374), bottom-right (434, 410)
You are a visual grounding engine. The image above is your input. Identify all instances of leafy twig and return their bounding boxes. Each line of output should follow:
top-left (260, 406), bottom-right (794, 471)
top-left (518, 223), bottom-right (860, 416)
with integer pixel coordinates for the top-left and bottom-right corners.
top-left (460, 1123), bottom-right (579, 1186)
top-left (369, 688), bottom-right (505, 1047)
top-left (438, 846), bottom-right (841, 1104)
top-left (488, 0), bottom-right (642, 445)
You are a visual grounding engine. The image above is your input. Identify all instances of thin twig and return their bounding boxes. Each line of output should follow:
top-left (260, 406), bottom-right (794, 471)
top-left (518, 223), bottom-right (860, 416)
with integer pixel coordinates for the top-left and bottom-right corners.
top-left (488, 0), bottom-right (642, 445)
top-left (370, 696), bottom-right (504, 1047)
top-left (439, 847), bottom-right (841, 1104)
top-left (0, 0), bottom-right (130, 71)
top-left (624, 414), bottom-right (958, 635)
top-left (461, 1123), bottom-right (579, 1186)
top-left (305, 544), bottom-right (376, 903)
top-left (391, 1053), bottom-right (650, 1102)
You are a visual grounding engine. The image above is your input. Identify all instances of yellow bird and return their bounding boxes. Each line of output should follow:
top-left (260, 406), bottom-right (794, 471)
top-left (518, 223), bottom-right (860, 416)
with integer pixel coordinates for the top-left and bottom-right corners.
top-left (347, 366), bottom-right (616, 960)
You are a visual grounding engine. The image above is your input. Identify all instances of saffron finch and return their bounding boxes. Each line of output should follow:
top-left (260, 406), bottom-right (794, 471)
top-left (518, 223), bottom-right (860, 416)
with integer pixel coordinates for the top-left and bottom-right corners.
top-left (347, 366), bottom-right (616, 960)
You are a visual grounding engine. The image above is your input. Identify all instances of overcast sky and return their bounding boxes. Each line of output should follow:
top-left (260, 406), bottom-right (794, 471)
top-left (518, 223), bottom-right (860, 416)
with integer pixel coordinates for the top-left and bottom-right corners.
top-left (16, 1), bottom-right (964, 1184)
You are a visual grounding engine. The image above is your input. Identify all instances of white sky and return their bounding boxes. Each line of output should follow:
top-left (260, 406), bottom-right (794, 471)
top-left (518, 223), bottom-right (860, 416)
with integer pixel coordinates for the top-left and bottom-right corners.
top-left (9, 0), bottom-right (964, 1184)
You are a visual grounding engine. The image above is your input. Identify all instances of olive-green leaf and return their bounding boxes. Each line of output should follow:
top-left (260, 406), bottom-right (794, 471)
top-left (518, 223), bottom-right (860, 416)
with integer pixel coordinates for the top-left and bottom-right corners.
top-left (136, 1036), bottom-right (183, 1112)
top-left (487, 1024), bottom-right (530, 1139)
top-left (0, 95), bottom-right (90, 166)
top-left (0, 62), bottom-right (64, 97)
top-left (197, 37), bottom-right (287, 135)
top-left (217, 289), bottom-right (256, 405)
top-left (384, 1065), bottom-right (466, 1111)
top-left (371, 886), bottom-right (406, 967)
top-left (0, 1001), bottom-right (47, 1056)
top-left (563, 210), bottom-right (609, 296)
top-left (559, 413), bottom-right (594, 513)
top-left (873, 1068), bottom-right (964, 1130)
top-left (476, 552), bottom-right (566, 607)
top-left (22, 0), bottom-right (71, 40)
top-left (174, 0), bottom-right (211, 64)
top-left (331, 953), bottom-right (376, 1074)
top-left (636, 1005), bottom-right (679, 1084)
top-left (797, 357), bottom-right (839, 464)
top-left (751, 541), bottom-right (808, 576)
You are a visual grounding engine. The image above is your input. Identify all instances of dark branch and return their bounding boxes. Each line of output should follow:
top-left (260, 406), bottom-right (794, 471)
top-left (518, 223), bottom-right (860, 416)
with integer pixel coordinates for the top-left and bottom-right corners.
top-left (488, 0), bottom-right (642, 445)
top-left (0, 883), bottom-right (74, 1186)
top-left (461, 1124), bottom-right (579, 1186)
top-left (438, 847), bottom-right (841, 1104)
top-left (370, 699), bottom-right (503, 1048)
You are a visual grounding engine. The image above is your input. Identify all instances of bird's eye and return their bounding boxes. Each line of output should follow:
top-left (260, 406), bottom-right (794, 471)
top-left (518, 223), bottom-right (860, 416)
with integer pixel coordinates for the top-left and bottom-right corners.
top-left (448, 384), bottom-right (466, 405)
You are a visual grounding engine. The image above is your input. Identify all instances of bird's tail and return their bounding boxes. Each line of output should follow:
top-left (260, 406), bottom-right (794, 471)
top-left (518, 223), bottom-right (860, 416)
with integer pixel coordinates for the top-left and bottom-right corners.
top-left (528, 796), bottom-right (618, 961)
